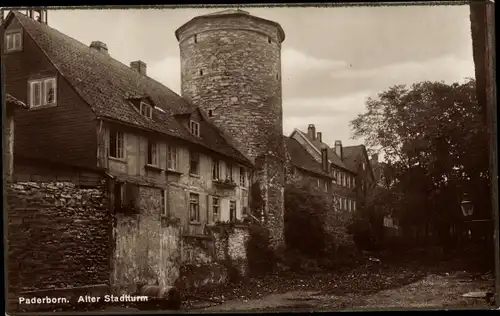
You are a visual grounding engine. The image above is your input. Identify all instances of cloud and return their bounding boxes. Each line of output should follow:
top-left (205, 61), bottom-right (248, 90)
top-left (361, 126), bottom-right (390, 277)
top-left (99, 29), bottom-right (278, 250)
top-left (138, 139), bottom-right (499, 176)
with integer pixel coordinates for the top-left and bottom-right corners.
top-left (147, 56), bottom-right (181, 94)
top-left (283, 90), bottom-right (372, 118)
top-left (282, 48), bottom-right (348, 78)
top-left (283, 91), bottom-right (373, 146)
top-left (330, 55), bottom-right (475, 88)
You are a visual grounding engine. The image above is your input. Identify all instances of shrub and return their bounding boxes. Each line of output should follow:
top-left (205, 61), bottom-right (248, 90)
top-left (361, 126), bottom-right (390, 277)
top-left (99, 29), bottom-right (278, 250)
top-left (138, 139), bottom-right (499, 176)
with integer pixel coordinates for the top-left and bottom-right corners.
top-left (245, 223), bottom-right (276, 277)
top-left (284, 183), bottom-right (328, 258)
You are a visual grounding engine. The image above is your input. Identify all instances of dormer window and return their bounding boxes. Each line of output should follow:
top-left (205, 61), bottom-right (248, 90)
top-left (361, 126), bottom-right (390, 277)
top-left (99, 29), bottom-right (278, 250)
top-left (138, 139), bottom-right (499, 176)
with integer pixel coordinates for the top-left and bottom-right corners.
top-left (28, 77), bottom-right (57, 109)
top-left (4, 30), bottom-right (22, 52)
top-left (140, 102), bottom-right (153, 119)
top-left (190, 120), bottom-right (200, 137)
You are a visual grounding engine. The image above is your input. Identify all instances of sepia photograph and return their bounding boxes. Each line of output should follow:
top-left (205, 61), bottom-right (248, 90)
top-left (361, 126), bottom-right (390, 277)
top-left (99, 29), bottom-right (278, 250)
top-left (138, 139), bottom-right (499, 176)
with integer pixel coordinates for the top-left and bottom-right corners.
top-left (2, 2), bottom-right (497, 313)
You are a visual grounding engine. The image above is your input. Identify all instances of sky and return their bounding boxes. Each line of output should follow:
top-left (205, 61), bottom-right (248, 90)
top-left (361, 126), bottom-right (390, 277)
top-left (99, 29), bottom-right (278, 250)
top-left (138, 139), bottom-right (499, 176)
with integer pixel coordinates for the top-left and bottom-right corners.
top-left (39, 5), bottom-right (474, 147)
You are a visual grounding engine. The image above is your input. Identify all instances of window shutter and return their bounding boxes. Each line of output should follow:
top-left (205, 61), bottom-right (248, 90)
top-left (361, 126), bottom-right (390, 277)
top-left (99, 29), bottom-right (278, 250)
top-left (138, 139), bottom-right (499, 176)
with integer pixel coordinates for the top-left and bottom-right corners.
top-left (221, 198), bottom-right (229, 222)
top-left (185, 190), bottom-right (190, 218)
top-left (236, 199), bottom-right (241, 220)
top-left (207, 195), bottom-right (213, 223)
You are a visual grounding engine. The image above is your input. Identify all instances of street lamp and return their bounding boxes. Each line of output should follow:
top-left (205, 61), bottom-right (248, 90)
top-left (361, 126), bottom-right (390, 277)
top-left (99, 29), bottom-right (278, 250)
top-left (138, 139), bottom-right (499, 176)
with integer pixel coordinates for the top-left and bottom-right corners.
top-left (460, 193), bottom-right (475, 217)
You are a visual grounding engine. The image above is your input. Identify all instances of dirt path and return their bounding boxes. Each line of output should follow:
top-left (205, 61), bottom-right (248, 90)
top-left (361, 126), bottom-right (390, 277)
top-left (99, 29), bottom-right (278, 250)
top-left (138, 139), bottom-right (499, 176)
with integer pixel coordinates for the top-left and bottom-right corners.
top-left (196, 272), bottom-right (494, 312)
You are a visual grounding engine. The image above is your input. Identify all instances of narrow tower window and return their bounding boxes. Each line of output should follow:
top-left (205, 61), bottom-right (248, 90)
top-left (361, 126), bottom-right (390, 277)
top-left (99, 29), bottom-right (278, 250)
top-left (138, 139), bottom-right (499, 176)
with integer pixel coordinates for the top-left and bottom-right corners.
top-left (268, 37), bottom-right (272, 44)
top-left (199, 69), bottom-right (203, 76)
top-left (194, 34), bottom-right (198, 43)
top-left (208, 110), bottom-right (213, 117)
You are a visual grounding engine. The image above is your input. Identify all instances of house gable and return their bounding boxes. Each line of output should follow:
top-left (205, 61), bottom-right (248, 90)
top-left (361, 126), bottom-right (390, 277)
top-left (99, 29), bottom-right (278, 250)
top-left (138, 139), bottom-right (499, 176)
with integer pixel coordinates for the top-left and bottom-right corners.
top-left (6, 10), bottom-right (250, 167)
top-left (3, 12), bottom-right (99, 170)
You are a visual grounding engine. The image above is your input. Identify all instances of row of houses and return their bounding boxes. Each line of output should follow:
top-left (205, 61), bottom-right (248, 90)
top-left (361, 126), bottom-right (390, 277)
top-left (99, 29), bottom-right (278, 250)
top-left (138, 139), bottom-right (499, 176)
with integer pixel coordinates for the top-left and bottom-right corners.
top-left (2, 9), bottom-right (381, 304)
top-left (3, 9), bottom-right (378, 231)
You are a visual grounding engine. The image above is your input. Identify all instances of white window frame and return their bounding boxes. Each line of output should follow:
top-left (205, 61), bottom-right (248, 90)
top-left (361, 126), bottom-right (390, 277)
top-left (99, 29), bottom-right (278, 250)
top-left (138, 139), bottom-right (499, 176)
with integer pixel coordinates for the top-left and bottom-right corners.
top-left (353, 200), bottom-right (357, 211)
top-left (160, 189), bottom-right (167, 216)
top-left (362, 162), bottom-right (366, 171)
top-left (28, 77), bottom-right (57, 108)
top-left (109, 130), bottom-right (125, 159)
top-left (189, 193), bottom-right (200, 223)
top-left (167, 145), bottom-right (178, 171)
top-left (140, 102), bottom-right (153, 119)
top-left (147, 140), bottom-right (159, 166)
top-left (5, 31), bottom-right (22, 52)
top-left (324, 179), bottom-right (328, 192)
top-left (212, 197), bottom-right (220, 222)
top-left (190, 120), bottom-right (200, 137)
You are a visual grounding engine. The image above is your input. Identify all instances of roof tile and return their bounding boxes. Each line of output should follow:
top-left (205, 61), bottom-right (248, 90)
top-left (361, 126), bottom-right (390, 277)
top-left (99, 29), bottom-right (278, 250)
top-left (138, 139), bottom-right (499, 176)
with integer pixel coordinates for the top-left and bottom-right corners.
top-left (11, 11), bottom-right (250, 165)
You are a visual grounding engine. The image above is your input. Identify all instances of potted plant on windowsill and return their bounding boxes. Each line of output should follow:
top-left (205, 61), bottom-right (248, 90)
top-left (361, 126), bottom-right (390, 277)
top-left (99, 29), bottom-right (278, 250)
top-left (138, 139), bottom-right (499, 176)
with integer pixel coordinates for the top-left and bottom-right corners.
top-left (213, 178), bottom-right (237, 188)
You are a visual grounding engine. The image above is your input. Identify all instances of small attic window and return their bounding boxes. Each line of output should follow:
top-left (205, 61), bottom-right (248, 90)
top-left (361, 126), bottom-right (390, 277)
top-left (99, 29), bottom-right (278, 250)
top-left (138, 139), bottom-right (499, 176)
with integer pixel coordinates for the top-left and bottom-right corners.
top-left (190, 120), bottom-right (200, 137)
top-left (140, 102), bottom-right (153, 119)
top-left (194, 34), bottom-right (198, 43)
top-left (208, 110), bottom-right (213, 117)
top-left (4, 30), bottom-right (22, 52)
top-left (199, 69), bottom-right (203, 76)
top-left (268, 37), bottom-right (272, 44)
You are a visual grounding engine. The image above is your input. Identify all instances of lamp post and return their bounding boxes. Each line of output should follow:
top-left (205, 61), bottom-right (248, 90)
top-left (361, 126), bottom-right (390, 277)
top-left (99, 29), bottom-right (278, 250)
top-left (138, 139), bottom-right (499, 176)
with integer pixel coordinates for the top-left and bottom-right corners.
top-left (460, 193), bottom-right (475, 242)
top-left (461, 193), bottom-right (475, 217)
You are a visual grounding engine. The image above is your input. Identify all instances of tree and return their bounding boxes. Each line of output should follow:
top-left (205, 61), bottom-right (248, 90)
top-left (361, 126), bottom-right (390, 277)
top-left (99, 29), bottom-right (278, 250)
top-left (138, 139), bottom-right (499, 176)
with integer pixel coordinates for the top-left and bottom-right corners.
top-left (350, 79), bottom-right (489, 246)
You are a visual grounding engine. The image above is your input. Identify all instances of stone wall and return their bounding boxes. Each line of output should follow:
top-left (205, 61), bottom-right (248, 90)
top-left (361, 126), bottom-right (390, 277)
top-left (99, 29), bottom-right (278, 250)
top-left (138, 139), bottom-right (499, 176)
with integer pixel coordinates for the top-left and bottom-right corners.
top-left (177, 13), bottom-right (285, 163)
top-left (6, 181), bottom-right (111, 293)
top-left (175, 225), bottom-right (250, 291)
top-left (256, 155), bottom-right (285, 250)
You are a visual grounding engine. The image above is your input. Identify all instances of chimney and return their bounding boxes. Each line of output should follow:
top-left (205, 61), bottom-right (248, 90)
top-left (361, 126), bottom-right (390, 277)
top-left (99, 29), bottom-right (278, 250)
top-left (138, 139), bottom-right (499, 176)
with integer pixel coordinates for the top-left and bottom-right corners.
top-left (130, 60), bottom-right (147, 75)
top-left (307, 124), bottom-right (316, 140)
top-left (334, 140), bottom-right (343, 160)
top-left (321, 147), bottom-right (329, 172)
top-left (26, 9), bottom-right (48, 24)
top-left (90, 41), bottom-right (109, 54)
top-left (317, 132), bottom-right (322, 142)
top-left (371, 153), bottom-right (379, 163)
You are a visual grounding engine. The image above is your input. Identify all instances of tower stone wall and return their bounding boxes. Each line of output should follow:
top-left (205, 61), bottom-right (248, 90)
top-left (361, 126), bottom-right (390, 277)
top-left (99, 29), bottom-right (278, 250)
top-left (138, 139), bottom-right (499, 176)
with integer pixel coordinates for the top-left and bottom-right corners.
top-left (176, 10), bottom-right (286, 249)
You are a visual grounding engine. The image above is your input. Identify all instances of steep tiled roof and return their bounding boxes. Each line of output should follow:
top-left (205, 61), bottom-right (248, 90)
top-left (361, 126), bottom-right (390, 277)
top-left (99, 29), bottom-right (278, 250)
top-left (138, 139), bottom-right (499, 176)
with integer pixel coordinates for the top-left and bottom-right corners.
top-left (342, 145), bottom-right (363, 172)
top-left (284, 136), bottom-right (330, 178)
top-left (9, 11), bottom-right (250, 165)
top-left (343, 145), bottom-right (377, 181)
top-left (297, 129), bottom-right (351, 172)
top-left (6, 94), bottom-right (28, 109)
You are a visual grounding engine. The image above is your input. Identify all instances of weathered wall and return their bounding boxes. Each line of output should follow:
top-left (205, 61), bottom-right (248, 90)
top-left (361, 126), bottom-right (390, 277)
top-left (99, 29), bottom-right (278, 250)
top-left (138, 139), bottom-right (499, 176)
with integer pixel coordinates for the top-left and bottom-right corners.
top-left (101, 121), bottom-right (250, 232)
top-left (6, 181), bottom-right (111, 293)
top-left (112, 186), bottom-right (181, 294)
top-left (255, 155), bottom-right (285, 250)
top-left (175, 225), bottom-right (250, 291)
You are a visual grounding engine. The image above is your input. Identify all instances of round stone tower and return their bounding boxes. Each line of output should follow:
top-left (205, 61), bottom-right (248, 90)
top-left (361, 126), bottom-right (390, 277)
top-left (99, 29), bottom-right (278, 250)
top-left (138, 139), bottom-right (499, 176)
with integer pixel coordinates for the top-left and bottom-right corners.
top-left (176, 9), bottom-right (286, 250)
